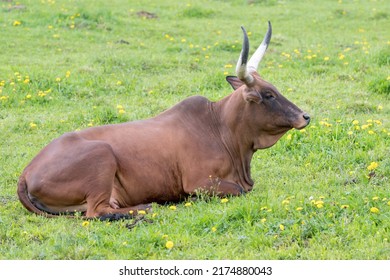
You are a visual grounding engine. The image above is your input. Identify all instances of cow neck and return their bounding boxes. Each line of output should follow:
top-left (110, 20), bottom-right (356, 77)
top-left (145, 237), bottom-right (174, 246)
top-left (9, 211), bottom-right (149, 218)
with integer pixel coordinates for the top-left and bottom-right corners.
top-left (209, 99), bottom-right (254, 191)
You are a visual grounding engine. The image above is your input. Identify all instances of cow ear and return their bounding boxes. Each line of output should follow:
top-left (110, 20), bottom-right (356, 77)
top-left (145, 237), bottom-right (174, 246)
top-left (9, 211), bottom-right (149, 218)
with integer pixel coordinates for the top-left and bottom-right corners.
top-left (226, 76), bottom-right (244, 90)
top-left (244, 90), bottom-right (262, 104)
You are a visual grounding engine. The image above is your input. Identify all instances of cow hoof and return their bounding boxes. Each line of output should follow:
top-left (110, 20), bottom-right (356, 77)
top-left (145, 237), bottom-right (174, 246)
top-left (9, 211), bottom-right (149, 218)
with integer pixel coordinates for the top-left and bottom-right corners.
top-left (99, 213), bottom-right (132, 222)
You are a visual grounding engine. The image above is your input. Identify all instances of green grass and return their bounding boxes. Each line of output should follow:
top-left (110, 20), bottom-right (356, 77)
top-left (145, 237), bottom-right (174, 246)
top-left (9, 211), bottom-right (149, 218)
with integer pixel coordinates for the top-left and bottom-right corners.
top-left (1, 0), bottom-right (389, 260)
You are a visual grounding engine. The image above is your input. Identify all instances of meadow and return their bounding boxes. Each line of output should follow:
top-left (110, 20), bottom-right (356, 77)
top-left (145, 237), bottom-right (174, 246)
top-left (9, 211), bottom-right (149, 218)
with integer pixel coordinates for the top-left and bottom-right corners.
top-left (0, 0), bottom-right (389, 259)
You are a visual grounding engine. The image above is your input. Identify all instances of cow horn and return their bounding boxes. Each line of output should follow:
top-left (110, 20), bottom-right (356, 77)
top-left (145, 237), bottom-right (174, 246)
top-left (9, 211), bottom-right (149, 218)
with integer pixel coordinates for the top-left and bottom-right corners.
top-left (236, 26), bottom-right (254, 85)
top-left (247, 21), bottom-right (272, 73)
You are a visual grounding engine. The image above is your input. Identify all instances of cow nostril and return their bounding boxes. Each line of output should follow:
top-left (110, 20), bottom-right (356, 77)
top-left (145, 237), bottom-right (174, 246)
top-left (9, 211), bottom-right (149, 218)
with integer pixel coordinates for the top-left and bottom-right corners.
top-left (303, 113), bottom-right (310, 121)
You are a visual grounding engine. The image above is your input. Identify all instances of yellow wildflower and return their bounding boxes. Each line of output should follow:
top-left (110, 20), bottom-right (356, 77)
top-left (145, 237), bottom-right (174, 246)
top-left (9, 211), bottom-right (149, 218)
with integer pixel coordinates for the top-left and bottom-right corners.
top-left (211, 227), bottom-right (217, 232)
top-left (296, 207), bottom-right (303, 211)
top-left (138, 210), bottom-right (146, 215)
top-left (370, 207), bottom-right (380, 214)
top-left (279, 224), bottom-right (285, 231)
top-left (184, 202), bottom-right (192, 207)
top-left (13, 20), bottom-right (21, 26)
top-left (319, 121), bottom-right (332, 127)
top-left (165, 241), bottom-right (174, 249)
top-left (282, 199), bottom-right (290, 205)
top-left (169, 205), bottom-right (177, 210)
top-left (221, 198), bottom-right (229, 203)
top-left (314, 200), bottom-right (324, 208)
top-left (352, 120), bottom-right (359, 125)
top-left (260, 218), bottom-right (267, 223)
top-left (29, 122), bottom-right (37, 128)
top-left (82, 221), bottom-right (90, 227)
top-left (340, 205), bottom-right (349, 209)
top-left (38, 91), bottom-right (46, 97)
top-left (367, 162), bottom-right (379, 171)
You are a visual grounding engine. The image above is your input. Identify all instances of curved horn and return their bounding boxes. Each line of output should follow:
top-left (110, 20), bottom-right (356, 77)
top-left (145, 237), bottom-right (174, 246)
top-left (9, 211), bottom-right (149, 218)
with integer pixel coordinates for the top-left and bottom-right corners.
top-left (247, 21), bottom-right (272, 73)
top-left (236, 26), bottom-right (254, 85)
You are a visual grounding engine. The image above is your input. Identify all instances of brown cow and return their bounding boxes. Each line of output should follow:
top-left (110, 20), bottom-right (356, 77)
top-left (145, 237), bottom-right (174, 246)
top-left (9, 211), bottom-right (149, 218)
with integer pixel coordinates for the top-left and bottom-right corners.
top-left (17, 22), bottom-right (310, 220)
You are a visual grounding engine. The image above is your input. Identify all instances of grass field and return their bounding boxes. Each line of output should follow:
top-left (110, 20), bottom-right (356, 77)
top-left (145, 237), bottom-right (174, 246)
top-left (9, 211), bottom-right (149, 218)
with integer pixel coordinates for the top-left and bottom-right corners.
top-left (0, 0), bottom-right (389, 259)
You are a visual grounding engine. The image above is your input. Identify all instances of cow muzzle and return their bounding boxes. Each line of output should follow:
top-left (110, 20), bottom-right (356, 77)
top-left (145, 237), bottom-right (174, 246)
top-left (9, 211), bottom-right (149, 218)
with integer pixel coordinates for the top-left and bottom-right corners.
top-left (295, 113), bottom-right (310, 129)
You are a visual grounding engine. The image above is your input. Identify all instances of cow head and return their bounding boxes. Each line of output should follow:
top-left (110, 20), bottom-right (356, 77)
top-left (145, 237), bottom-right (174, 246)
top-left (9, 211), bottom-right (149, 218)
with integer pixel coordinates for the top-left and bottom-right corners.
top-left (225, 22), bottom-right (310, 149)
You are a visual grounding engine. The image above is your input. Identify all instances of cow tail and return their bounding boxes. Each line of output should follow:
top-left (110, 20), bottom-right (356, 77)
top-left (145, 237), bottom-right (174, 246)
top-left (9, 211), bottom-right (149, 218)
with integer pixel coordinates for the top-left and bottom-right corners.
top-left (17, 175), bottom-right (58, 218)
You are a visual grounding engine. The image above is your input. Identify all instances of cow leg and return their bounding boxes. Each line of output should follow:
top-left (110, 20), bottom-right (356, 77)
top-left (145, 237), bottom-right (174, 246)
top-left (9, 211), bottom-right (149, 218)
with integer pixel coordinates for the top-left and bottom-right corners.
top-left (186, 176), bottom-right (244, 197)
top-left (83, 175), bottom-right (153, 220)
top-left (90, 203), bottom-right (152, 221)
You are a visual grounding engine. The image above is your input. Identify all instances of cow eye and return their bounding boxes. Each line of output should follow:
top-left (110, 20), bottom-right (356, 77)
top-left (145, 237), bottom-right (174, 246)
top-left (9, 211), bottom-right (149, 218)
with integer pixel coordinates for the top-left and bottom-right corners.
top-left (264, 92), bottom-right (275, 100)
